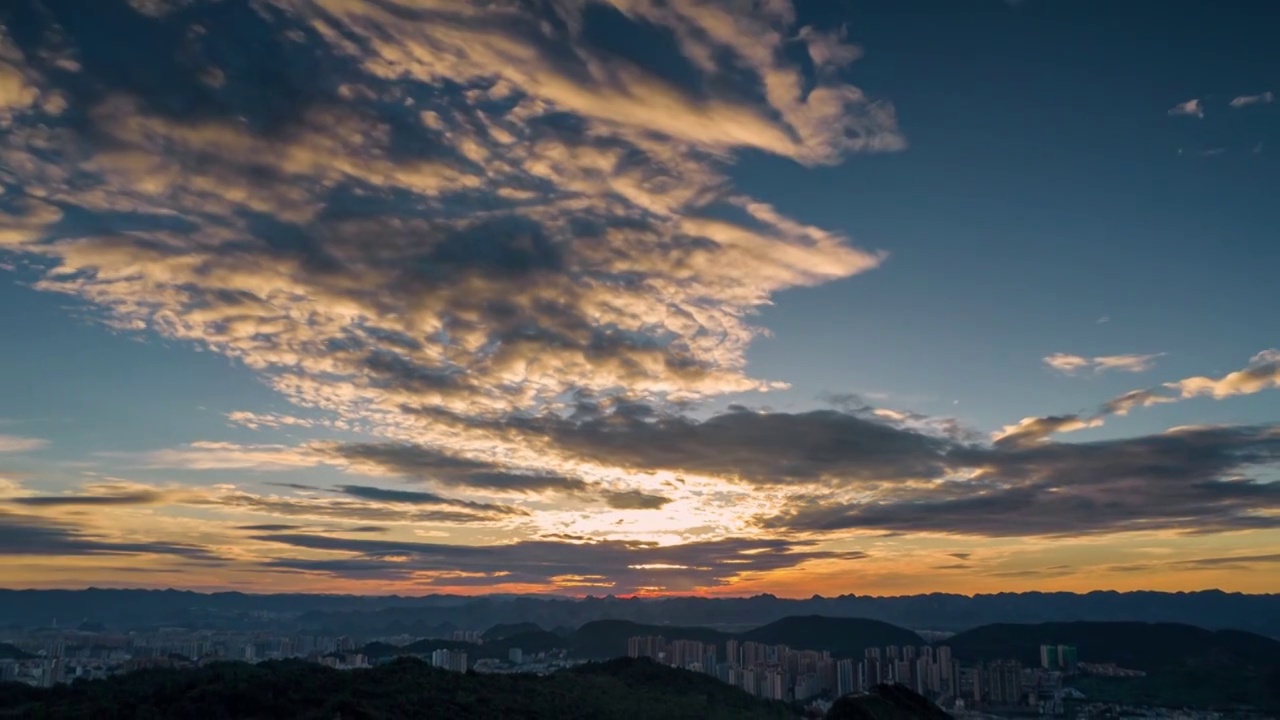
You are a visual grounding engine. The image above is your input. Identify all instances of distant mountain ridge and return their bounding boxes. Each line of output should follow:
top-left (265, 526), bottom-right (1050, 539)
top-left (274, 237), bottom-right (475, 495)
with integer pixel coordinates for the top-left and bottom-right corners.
top-left (1, 588), bottom-right (1276, 637)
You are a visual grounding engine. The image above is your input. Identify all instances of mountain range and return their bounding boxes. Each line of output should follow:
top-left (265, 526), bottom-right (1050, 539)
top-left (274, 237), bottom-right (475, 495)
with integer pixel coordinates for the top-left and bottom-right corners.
top-left (2, 589), bottom-right (1277, 637)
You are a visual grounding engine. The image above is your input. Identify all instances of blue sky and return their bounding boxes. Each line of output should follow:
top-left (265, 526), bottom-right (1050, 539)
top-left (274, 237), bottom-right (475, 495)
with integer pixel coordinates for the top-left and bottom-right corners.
top-left (0, 0), bottom-right (1277, 596)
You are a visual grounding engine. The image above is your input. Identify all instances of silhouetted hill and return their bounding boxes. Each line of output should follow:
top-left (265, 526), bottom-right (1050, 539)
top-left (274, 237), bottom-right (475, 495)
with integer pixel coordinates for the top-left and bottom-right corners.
top-left (0, 644), bottom-right (32, 661)
top-left (944, 621), bottom-right (1280, 671)
top-left (826, 684), bottom-right (952, 720)
top-left (741, 616), bottom-right (922, 658)
top-left (360, 637), bottom-right (472, 659)
top-left (483, 621), bottom-right (543, 640)
top-left (0, 656), bottom-right (796, 719)
top-left (568, 619), bottom-right (729, 659)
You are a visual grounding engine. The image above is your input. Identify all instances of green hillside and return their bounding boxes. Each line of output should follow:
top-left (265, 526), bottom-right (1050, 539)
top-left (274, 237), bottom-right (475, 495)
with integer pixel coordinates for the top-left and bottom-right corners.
top-left (0, 657), bottom-right (796, 719)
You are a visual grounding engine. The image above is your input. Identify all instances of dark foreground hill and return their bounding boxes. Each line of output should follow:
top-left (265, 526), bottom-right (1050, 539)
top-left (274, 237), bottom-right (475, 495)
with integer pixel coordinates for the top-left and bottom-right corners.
top-left (0, 657), bottom-right (796, 720)
top-left (826, 684), bottom-right (952, 720)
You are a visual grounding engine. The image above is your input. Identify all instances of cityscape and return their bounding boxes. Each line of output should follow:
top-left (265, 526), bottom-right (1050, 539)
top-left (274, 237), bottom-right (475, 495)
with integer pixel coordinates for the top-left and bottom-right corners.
top-left (2, 617), bottom-right (1256, 720)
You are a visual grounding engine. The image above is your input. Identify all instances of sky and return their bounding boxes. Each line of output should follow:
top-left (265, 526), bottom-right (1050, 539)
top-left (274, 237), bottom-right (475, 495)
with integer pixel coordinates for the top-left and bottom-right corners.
top-left (0, 0), bottom-right (1278, 598)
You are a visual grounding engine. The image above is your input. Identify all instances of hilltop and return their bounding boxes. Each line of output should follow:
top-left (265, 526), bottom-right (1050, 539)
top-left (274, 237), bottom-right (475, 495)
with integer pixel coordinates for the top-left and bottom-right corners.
top-left (0, 657), bottom-right (796, 719)
top-left (826, 684), bottom-right (952, 720)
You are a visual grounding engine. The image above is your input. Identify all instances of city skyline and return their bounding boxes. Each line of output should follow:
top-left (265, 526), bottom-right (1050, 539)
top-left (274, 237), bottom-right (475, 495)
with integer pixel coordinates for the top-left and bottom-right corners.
top-left (1, 0), bottom-right (1279, 597)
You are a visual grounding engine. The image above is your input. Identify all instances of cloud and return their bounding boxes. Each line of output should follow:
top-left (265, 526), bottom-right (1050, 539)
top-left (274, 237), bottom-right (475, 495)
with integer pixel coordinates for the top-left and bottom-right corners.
top-left (11, 488), bottom-right (166, 507)
top-left (1168, 98), bottom-right (1204, 118)
top-left (1229, 92), bottom-right (1273, 108)
top-left (0, 0), bottom-right (898, 443)
top-left (1101, 388), bottom-right (1178, 416)
top-left (1170, 553), bottom-right (1280, 568)
top-left (756, 424), bottom-right (1280, 538)
top-left (492, 405), bottom-right (952, 487)
top-left (1167, 349), bottom-right (1280, 400)
top-left (0, 435), bottom-right (48, 453)
top-left (0, 509), bottom-right (221, 561)
top-left (1044, 352), bottom-right (1163, 375)
top-left (991, 415), bottom-right (1103, 447)
top-left (335, 484), bottom-right (526, 515)
top-left (316, 443), bottom-right (591, 494)
top-left (252, 532), bottom-right (866, 592)
top-left (601, 489), bottom-right (673, 510)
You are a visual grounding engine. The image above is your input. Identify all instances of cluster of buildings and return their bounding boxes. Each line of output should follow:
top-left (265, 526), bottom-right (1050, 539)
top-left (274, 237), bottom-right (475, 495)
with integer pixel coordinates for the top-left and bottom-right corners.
top-left (626, 635), bottom-right (1093, 714)
top-left (1, 624), bottom-right (592, 687)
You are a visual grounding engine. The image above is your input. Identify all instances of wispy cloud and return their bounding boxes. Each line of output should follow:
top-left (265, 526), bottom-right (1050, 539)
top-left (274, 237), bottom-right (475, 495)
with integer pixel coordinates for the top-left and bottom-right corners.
top-left (1229, 91), bottom-right (1274, 108)
top-left (1168, 98), bottom-right (1204, 118)
top-left (1044, 352), bottom-right (1163, 375)
top-left (0, 435), bottom-right (48, 453)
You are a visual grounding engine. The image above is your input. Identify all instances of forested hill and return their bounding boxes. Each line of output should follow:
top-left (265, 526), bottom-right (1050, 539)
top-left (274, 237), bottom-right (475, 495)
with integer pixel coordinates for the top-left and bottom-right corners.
top-left (943, 621), bottom-right (1280, 670)
top-left (0, 657), bottom-right (797, 720)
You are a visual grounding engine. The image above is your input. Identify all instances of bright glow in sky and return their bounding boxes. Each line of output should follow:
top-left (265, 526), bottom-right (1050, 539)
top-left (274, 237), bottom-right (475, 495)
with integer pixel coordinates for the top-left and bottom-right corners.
top-left (1, 0), bottom-right (1278, 597)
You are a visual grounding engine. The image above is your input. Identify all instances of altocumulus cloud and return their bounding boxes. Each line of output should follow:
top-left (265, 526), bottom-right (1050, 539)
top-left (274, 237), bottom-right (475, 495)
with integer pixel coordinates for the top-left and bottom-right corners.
top-left (0, 0), bottom-right (898, 434)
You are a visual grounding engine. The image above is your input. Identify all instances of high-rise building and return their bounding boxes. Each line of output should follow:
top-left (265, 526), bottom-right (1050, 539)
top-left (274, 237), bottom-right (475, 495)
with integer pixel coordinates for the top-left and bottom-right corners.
top-left (886, 645), bottom-right (900, 661)
top-left (508, 648), bottom-right (523, 665)
top-left (726, 639), bottom-right (740, 667)
top-left (836, 659), bottom-right (856, 697)
top-left (1056, 645), bottom-right (1078, 673)
top-left (431, 649), bottom-right (468, 673)
top-left (1039, 644), bottom-right (1055, 669)
top-left (865, 647), bottom-right (881, 661)
top-left (986, 660), bottom-right (1022, 706)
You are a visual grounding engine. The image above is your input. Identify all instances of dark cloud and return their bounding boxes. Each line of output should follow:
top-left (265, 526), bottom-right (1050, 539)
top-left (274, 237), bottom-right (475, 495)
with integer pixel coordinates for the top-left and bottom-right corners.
top-left (251, 533), bottom-right (865, 592)
top-left (499, 407), bottom-right (952, 486)
top-left (212, 491), bottom-right (512, 526)
top-left (322, 444), bottom-right (589, 494)
top-left (335, 485), bottom-right (526, 516)
top-left (10, 489), bottom-right (166, 506)
top-left (601, 489), bottom-right (673, 510)
top-left (234, 524), bottom-right (303, 532)
top-left (1170, 553), bottom-right (1280, 567)
top-left (0, 510), bottom-right (221, 561)
top-left (757, 424), bottom-right (1280, 538)
top-left (326, 444), bottom-right (669, 509)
